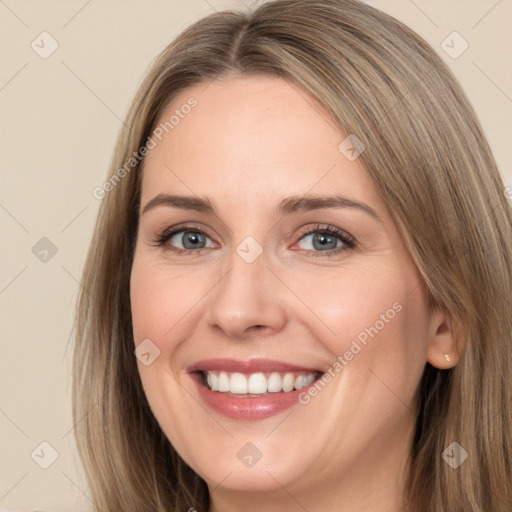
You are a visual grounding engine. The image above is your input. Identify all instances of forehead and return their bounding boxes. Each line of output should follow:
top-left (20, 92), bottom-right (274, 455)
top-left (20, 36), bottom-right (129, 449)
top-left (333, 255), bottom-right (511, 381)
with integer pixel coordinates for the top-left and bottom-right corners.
top-left (140, 75), bottom-right (383, 213)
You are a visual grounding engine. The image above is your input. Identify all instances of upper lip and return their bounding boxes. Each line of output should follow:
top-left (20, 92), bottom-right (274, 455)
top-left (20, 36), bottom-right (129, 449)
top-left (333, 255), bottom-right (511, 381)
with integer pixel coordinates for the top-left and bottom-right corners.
top-left (186, 358), bottom-right (322, 374)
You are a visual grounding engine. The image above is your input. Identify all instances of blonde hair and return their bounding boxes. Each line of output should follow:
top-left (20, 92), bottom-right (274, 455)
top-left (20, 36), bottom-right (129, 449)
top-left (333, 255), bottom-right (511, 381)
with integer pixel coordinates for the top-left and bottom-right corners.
top-left (73, 0), bottom-right (512, 510)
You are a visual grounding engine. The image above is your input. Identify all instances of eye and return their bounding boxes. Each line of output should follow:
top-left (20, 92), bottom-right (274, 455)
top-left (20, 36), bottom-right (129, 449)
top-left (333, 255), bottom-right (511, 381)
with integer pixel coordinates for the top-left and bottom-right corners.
top-left (293, 224), bottom-right (355, 256)
top-left (150, 223), bottom-right (355, 257)
top-left (169, 230), bottom-right (214, 250)
top-left (152, 225), bottom-right (216, 254)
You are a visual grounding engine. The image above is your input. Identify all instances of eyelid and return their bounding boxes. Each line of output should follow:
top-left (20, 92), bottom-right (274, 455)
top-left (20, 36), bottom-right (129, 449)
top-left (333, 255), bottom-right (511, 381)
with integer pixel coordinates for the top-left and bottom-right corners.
top-left (289, 223), bottom-right (356, 256)
top-left (294, 223), bottom-right (355, 244)
top-left (150, 222), bottom-right (218, 251)
top-left (151, 222), bottom-right (356, 256)
top-left (160, 222), bottom-right (216, 240)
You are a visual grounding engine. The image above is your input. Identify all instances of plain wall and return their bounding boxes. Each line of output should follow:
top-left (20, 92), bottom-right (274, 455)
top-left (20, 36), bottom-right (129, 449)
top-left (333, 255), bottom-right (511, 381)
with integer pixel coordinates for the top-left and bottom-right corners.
top-left (1, 0), bottom-right (510, 510)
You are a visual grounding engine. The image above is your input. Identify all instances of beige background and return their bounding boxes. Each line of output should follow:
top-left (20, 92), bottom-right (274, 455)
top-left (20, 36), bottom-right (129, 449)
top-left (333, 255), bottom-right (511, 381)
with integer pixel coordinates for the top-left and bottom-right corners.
top-left (1, 0), bottom-right (510, 510)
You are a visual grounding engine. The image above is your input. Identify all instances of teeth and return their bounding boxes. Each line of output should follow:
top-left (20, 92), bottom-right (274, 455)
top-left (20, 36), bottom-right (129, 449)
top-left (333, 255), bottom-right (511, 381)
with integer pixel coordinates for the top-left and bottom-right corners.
top-left (267, 372), bottom-right (282, 392)
top-left (209, 373), bottom-right (218, 391)
top-left (295, 375), bottom-right (306, 389)
top-left (230, 373), bottom-right (248, 394)
top-left (203, 370), bottom-right (317, 394)
top-left (248, 373), bottom-right (267, 394)
top-left (218, 372), bottom-right (230, 392)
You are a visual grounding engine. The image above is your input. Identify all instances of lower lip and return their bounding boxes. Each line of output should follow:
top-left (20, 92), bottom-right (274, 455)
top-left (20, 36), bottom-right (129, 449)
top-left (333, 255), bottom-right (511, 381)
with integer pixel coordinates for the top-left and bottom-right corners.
top-left (190, 372), bottom-right (321, 421)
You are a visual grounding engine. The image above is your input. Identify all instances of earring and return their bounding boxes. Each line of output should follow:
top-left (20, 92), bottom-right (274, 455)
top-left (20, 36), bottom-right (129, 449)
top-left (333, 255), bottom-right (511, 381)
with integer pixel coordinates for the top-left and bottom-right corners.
top-left (444, 354), bottom-right (451, 363)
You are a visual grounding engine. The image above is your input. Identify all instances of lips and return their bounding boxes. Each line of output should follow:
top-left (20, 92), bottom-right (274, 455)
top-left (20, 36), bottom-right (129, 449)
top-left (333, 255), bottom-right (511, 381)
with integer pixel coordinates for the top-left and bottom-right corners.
top-left (186, 358), bottom-right (322, 374)
top-left (187, 358), bottom-right (324, 420)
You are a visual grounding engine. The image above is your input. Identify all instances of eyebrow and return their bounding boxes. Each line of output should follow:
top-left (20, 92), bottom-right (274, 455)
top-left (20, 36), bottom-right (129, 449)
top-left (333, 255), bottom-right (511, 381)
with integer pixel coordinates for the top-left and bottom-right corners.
top-left (141, 193), bottom-right (381, 222)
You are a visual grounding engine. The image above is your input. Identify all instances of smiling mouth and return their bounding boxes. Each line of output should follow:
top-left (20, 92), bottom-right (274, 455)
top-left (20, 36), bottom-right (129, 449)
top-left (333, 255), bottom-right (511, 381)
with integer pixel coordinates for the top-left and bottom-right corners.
top-left (198, 370), bottom-right (322, 397)
top-left (187, 359), bottom-right (325, 419)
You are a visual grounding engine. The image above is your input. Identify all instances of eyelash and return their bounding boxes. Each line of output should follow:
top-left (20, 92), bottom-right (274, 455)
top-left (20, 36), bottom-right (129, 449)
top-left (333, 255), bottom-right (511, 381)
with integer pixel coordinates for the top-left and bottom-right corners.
top-left (150, 223), bottom-right (356, 257)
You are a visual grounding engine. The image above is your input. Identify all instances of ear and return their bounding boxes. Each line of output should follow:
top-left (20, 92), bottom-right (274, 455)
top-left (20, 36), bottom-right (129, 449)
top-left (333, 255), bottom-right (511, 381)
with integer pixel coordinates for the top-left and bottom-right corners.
top-left (426, 306), bottom-right (462, 369)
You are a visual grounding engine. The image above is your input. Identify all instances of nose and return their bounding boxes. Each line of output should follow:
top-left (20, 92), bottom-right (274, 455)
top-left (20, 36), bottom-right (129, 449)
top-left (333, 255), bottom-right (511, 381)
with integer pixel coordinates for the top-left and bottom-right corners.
top-left (207, 249), bottom-right (287, 340)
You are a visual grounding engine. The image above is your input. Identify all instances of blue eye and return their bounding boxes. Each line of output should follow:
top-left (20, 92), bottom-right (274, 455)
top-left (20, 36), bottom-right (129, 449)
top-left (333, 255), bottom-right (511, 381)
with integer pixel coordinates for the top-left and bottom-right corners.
top-left (152, 223), bottom-right (355, 257)
top-left (168, 230), bottom-right (213, 250)
top-left (298, 232), bottom-right (342, 251)
top-left (293, 225), bottom-right (355, 256)
top-left (157, 228), bottom-right (215, 252)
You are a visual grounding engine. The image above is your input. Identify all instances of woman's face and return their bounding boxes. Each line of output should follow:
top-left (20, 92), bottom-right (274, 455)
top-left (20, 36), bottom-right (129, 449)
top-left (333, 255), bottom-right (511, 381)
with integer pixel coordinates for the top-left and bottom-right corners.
top-left (130, 75), bottom-right (443, 506)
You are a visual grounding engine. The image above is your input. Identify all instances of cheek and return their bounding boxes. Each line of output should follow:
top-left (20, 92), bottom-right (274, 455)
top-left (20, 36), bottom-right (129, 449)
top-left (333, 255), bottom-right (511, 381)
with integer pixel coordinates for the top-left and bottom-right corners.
top-left (285, 266), bottom-right (430, 461)
top-left (130, 259), bottom-right (209, 349)
top-left (291, 264), bottom-right (430, 393)
top-left (129, 259), bottom-right (209, 461)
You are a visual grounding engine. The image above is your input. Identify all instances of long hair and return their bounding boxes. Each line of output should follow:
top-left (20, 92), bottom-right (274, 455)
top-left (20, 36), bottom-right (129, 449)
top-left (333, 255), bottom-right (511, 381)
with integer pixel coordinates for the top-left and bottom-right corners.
top-left (72, 0), bottom-right (512, 510)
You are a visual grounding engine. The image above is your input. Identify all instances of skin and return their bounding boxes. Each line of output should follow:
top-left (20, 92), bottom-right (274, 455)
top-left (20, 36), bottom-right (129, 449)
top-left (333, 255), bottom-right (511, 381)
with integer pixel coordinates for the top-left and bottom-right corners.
top-left (130, 75), bottom-right (457, 512)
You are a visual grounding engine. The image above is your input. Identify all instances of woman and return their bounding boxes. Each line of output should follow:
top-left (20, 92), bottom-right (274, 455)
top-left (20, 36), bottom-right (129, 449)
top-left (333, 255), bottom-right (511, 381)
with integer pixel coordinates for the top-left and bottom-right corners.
top-left (73, 0), bottom-right (512, 510)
